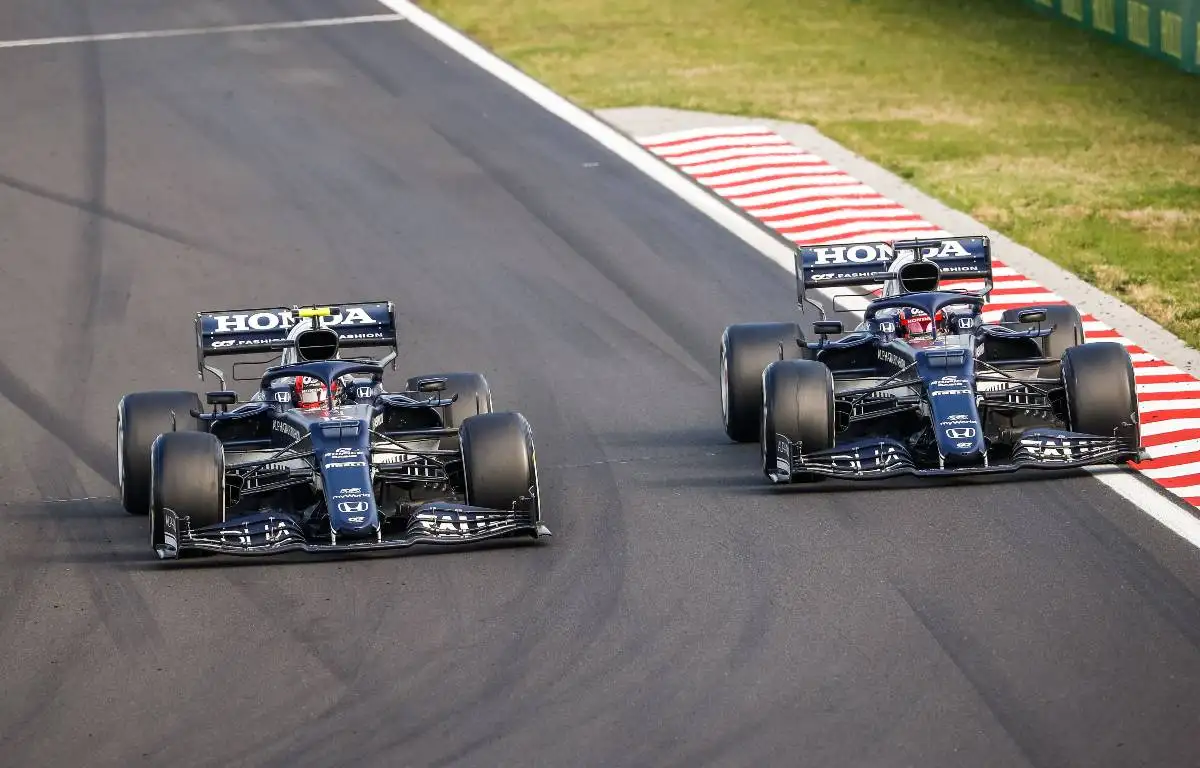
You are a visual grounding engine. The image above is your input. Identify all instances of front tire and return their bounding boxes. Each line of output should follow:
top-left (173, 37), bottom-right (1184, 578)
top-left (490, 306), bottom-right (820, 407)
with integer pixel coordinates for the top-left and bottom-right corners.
top-left (117, 391), bottom-right (202, 515)
top-left (721, 322), bottom-right (807, 443)
top-left (761, 360), bottom-right (835, 481)
top-left (1061, 342), bottom-right (1140, 444)
top-left (460, 412), bottom-right (540, 526)
top-left (150, 431), bottom-right (225, 555)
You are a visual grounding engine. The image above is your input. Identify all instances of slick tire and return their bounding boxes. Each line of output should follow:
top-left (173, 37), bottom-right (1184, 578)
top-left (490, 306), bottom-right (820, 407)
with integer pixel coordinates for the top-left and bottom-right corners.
top-left (761, 360), bottom-right (835, 482)
top-left (406, 372), bottom-right (493, 451)
top-left (150, 431), bottom-right (225, 555)
top-left (117, 390), bottom-right (202, 516)
top-left (1001, 304), bottom-right (1084, 379)
top-left (721, 322), bottom-right (808, 443)
top-left (1061, 342), bottom-right (1140, 443)
top-left (460, 412), bottom-right (540, 526)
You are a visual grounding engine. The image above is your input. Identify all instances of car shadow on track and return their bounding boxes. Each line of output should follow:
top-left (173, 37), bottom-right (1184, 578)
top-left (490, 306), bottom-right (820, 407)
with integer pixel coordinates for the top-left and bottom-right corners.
top-left (124, 537), bottom-right (549, 571)
top-left (7, 497), bottom-right (548, 570)
top-left (640, 457), bottom-right (1103, 496)
top-left (764, 468), bottom-right (1096, 496)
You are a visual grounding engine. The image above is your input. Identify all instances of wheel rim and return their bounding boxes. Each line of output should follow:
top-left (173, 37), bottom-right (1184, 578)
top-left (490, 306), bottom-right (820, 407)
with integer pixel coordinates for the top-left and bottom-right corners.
top-left (760, 385), bottom-right (769, 469)
top-left (527, 429), bottom-right (542, 524)
top-left (148, 437), bottom-right (157, 548)
top-left (720, 344), bottom-right (730, 427)
top-left (1062, 357), bottom-right (1075, 431)
top-left (116, 404), bottom-right (126, 500)
top-left (217, 440), bottom-right (226, 522)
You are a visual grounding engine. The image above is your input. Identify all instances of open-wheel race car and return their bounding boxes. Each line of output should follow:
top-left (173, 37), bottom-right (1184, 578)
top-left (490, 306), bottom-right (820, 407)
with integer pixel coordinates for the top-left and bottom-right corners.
top-left (117, 301), bottom-right (549, 559)
top-left (719, 236), bottom-right (1145, 482)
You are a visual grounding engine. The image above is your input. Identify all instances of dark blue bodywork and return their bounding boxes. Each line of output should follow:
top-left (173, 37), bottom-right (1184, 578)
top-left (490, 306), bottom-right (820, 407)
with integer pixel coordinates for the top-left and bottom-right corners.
top-left (916, 348), bottom-right (987, 463)
top-left (151, 359), bottom-right (547, 558)
top-left (762, 236), bottom-right (1143, 482)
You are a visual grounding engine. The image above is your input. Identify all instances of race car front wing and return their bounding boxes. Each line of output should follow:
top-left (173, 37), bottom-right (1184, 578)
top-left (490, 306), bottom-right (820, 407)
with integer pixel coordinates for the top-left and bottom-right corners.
top-left (155, 502), bottom-right (549, 559)
top-left (768, 428), bottom-right (1144, 483)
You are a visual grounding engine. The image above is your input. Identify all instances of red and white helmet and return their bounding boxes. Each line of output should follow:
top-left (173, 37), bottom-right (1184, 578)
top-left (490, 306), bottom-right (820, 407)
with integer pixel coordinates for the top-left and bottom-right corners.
top-left (898, 308), bottom-right (944, 339)
top-left (294, 376), bottom-right (329, 409)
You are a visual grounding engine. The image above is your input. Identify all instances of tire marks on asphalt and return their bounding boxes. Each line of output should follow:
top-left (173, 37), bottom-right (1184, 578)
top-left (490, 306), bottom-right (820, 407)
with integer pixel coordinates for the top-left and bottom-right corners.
top-left (0, 171), bottom-right (243, 265)
top-left (17, 4), bottom-right (165, 677)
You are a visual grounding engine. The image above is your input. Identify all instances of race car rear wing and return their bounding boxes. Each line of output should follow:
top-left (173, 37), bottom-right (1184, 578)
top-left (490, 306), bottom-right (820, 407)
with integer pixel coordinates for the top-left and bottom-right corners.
top-left (194, 301), bottom-right (398, 385)
top-left (794, 235), bottom-right (994, 313)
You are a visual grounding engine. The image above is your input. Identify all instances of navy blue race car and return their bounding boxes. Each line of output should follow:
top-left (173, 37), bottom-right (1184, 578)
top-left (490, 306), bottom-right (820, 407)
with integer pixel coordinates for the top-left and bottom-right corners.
top-left (719, 236), bottom-right (1144, 482)
top-left (117, 301), bottom-right (549, 559)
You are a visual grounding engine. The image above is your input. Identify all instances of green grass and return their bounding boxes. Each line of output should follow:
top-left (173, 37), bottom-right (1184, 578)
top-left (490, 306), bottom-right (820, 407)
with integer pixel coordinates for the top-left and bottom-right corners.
top-left (419, 0), bottom-right (1200, 347)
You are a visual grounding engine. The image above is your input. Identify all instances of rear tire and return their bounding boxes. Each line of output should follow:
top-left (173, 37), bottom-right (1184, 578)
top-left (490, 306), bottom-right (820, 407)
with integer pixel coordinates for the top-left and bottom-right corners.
top-left (1061, 342), bottom-right (1140, 443)
top-left (150, 431), bottom-right (224, 554)
top-left (721, 322), bottom-right (807, 443)
top-left (1001, 304), bottom-right (1084, 378)
top-left (117, 391), bottom-right (202, 515)
top-left (761, 360), bottom-right (835, 481)
top-left (460, 412), bottom-right (540, 525)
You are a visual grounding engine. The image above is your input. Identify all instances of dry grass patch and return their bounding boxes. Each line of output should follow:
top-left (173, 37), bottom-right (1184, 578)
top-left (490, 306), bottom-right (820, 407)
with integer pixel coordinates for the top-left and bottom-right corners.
top-left (421, 0), bottom-right (1200, 347)
top-left (1109, 208), bottom-right (1200, 235)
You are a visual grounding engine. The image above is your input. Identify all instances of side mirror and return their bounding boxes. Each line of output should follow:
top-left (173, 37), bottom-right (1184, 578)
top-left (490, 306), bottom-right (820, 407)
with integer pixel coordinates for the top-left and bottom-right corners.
top-left (813, 320), bottom-right (843, 336)
top-left (206, 391), bottom-right (237, 406)
top-left (416, 378), bottom-right (447, 393)
top-left (1017, 309), bottom-right (1047, 324)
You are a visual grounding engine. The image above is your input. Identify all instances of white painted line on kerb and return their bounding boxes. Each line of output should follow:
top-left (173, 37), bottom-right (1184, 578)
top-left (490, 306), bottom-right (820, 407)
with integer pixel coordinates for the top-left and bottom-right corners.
top-left (0, 14), bottom-right (404, 49)
top-left (375, 0), bottom-right (1200, 552)
top-left (1086, 467), bottom-right (1200, 541)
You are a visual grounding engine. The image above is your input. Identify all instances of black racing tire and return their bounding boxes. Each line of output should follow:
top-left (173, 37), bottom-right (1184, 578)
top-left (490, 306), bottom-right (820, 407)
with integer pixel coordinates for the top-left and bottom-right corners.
top-left (150, 431), bottom-right (225, 554)
top-left (1062, 342), bottom-right (1140, 442)
top-left (761, 360), bottom-right (835, 481)
top-left (460, 412), bottom-right (540, 524)
top-left (405, 372), bottom-right (493, 426)
top-left (406, 372), bottom-right (493, 452)
top-left (117, 390), bottom-right (202, 516)
top-left (721, 322), bottom-right (808, 443)
top-left (1001, 304), bottom-right (1084, 378)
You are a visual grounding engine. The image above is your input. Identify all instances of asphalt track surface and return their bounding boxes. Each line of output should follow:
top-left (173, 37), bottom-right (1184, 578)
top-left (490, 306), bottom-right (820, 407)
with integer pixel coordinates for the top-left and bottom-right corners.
top-left (2, 2), bottom-right (1200, 766)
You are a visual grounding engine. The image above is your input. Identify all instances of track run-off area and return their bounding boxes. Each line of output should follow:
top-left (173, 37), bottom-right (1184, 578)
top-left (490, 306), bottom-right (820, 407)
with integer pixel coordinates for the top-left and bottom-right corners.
top-left (0, 2), bottom-right (1199, 766)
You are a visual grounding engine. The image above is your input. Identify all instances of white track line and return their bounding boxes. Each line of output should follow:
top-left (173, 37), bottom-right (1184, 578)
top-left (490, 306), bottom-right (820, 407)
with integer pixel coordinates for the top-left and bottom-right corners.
top-left (377, 0), bottom-right (1200, 551)
top-left (0, 14), bottom-right (404, 49)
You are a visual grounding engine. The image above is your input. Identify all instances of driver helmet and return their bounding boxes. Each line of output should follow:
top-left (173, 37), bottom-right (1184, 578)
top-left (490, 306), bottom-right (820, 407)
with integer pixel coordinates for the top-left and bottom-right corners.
top-left (897, 308), bottom-right (945, 339)
top-left (294, 376), bottom-right (334, 409)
